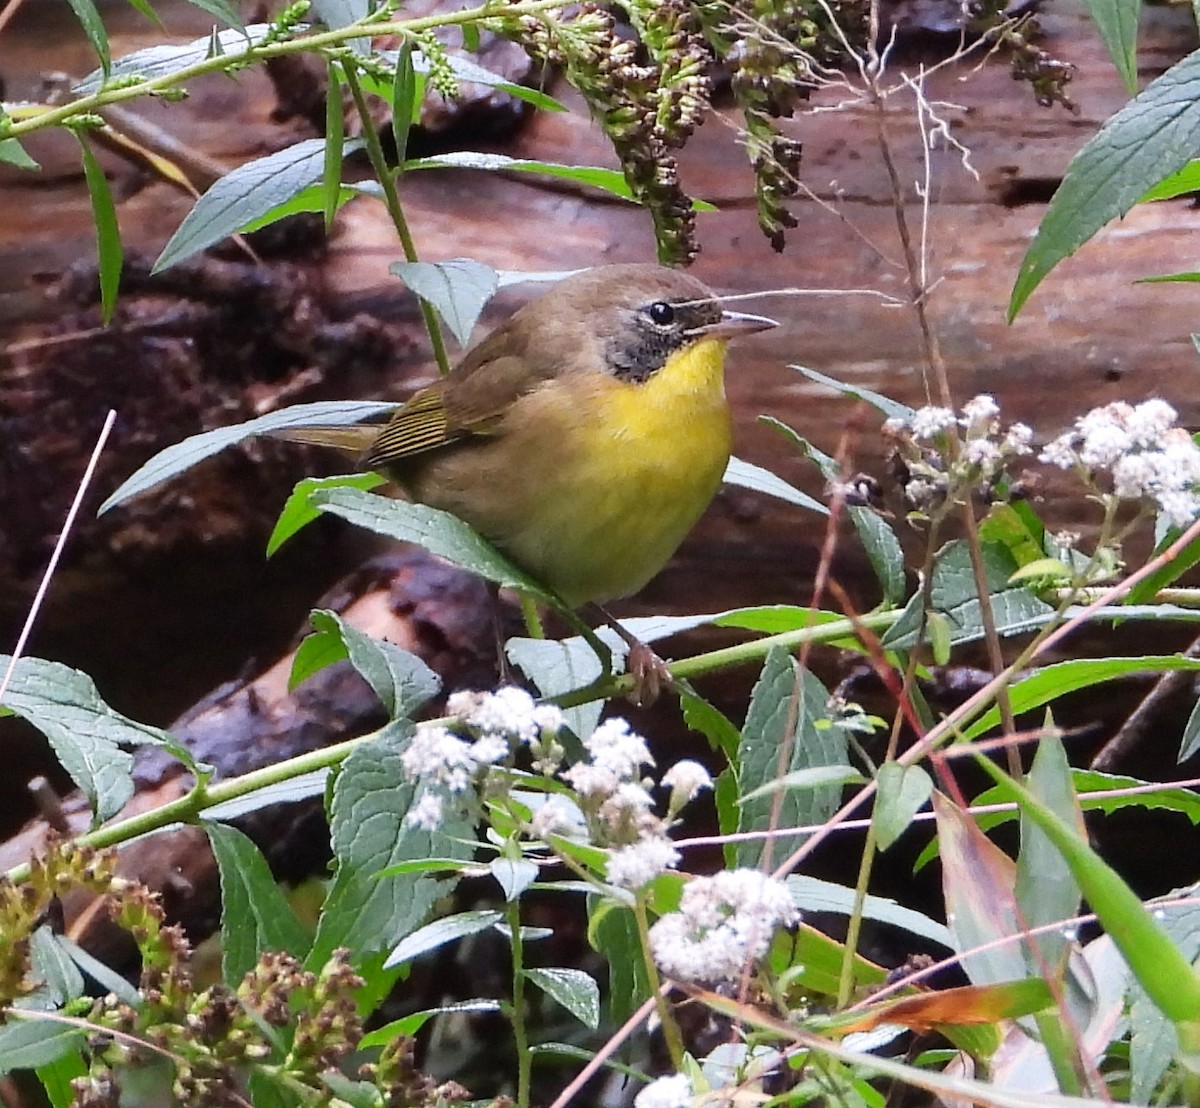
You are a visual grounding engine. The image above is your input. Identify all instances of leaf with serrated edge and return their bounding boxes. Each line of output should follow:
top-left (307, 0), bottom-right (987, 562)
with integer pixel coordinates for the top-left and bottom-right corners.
top-left (1010, 47), bottom-right (1200, 316)
top-left (205, 823), bottom-right (311, 985)
top-left (734, 649), bottom-right (848, 867)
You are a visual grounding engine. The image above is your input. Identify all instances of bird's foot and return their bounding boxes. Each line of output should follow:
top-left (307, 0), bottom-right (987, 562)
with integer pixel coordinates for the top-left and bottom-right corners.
top-left (626, 640), bottom-right (673, 707)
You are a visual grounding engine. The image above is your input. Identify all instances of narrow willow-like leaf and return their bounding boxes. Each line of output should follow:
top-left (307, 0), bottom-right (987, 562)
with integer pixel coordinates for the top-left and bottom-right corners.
top-left (185, 0), bottom-right (245, 28)
top-left (391, 40), bottom-right (416, 168)
top-left (205, 822), bottom-right (312, 985)
top-left (976, 756), bottom-right (1200, 1054)
top-left (77, 135), bottom-right (122, 323)
top-left (962, 655), bottom-right (1200, 741)
top-left (155, 138), bottom-right (363, 271)
top-left (66, 0), bottom-right (110, 72)
top-left (790, 364), bottom-right (914, 421)
top-left (99, 399), bottom-right (395, 513)
top-left (1079, 0), bottom-right (1140, 93)
top-left (723, 457), bottom-right (827, 514)
top-left (323, 63), bottom-right (346, 230)
top-left (0, 1022), bottom-right (84, 1076)
top-left (1010, 46), bottom-right (1200, 317)
top-left (385, 909), bottom-right (504, 968)
top-left (785, 875), bottom-right (952, 947)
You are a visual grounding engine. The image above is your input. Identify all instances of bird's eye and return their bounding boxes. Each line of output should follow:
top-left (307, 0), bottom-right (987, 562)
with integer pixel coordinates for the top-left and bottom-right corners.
top-left (646, 301), bottom-right (675, 326)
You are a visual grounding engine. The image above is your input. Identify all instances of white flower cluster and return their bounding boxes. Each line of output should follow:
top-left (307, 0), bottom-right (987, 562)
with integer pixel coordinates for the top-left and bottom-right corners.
top-left (561, 719), bottom-right (712, 890)
top-left (401, 687), bottom-right (565, 831)
top-left (883, 394), bottom-right (1032, 514)
top-left (634, 1073), bottom-right (695, 1108)
top-left (1040, 399), bottom-right (1200, 528)
top-left (648, 869), bottom-right (798, 984)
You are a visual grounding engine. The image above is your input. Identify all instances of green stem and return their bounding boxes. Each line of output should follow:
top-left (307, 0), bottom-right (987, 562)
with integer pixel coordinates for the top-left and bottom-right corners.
top-left (835, 817), bottom-right (878, 1009)
top-left (3, 0), bottom-right (572, 140)
top-left (632, 895), bottom-right (685, 1069)
top-left (340, 61), bottom-right (451, 376)
top-left (506, 898), bottom-right (532, 1108)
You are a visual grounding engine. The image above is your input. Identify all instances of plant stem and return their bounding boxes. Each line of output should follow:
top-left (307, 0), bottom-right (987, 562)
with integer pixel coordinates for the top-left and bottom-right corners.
top-left (4, 0), bottom-right (572, 140)
top-left (340, 60), bottom-right (451, 376)
top-left (633, 895), bottom-right (685, 1069)
top-left (506, 898), bottom-right (533, 1108)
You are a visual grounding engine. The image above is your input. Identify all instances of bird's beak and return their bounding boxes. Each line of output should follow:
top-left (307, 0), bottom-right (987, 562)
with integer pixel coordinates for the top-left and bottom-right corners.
top-left (688, 310), bottom-right (778, 341)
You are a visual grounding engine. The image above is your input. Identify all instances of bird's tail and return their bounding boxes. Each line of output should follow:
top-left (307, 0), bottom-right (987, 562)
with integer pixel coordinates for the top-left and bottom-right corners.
top-left (267, 424), bottom-right (380, 457)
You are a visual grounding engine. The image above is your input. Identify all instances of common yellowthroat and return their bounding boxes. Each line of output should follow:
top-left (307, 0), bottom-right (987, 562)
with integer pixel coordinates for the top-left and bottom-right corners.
top-left (284, 264), bottom-right (776, 693)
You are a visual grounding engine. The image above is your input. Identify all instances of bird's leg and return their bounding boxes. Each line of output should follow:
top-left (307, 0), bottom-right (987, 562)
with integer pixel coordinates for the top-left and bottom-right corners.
top-left (587, 604), bottom-right (673, 707)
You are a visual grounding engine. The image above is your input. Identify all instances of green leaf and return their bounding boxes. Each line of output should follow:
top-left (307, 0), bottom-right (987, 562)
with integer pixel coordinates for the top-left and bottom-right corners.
top-left (0, 137), bottom-right (39, 170)
top-left (975, 758), bottom-right (1200, 1046)
top-left (311, 0), bottom-right (370, 53)
top-left (359, 1000), bottom-right (502, 1048)
top-left (874, 762), bottom-right (933, 851)
top-left (507, 635), bottom-right (619, 742)
top-left (99, 399), bottom-right (395, 513)
top-left (1014, 730), bottom-right (1084, 988)
top-left (75, 26), bottom-right (273, 93)
top-left (22, 929), bottom-right (84, 1010)
top-left (1079, 0), bottom-right (1140, 93)
top-left (785, 875), bottom-right (952, 948)
top-left (389, 258), bottom-right (499, 346)
top-left (734, 649), bottom-right (849, 867)
top-left (155, 138), bottom-right (364, 271)
top-left (384, 909), bottom-right (504, 968)
top-left (1128, 524), bottom-right (1200, 604)
top-left (323, 63), bottom-right (346, 231)
top-left (882, 540), bottom-right (1054, 652)
top-left (308, 724), bottom-right (475, 968)
top-left (76, 136), bottom-right (122, 323)
top-left (311, 487), bottom-right (556, 603)
top-left (722, 457), bottom-right (828, 514)
top-left (962, 655), bottom-right (1200, 741)
top-left (525, 967), bottom-right (600, 1029)
top-left (65, 0), bottom-right (110, 72)
top-left (0, 655), bottom-right (173, 823)
top-left (491, 858), bottom-right (539, 901)
top-left (589, 897), bottom-right (650, 1022)
top-left (302, 610), bottom-right (440, 717)
top-left (391, 41), bottom-right (416, 167)
top-left (431, 53), bottom-right (566, 114)
top-left (35, 1047), bottom-right (87, 1108)
top-left (1139, 157), bottom-right (1200, 200)
top-left (934, 794), bottom-right (1028, 987)
top-left (184, 0), bottom-right (244, 27)
top-left (1182, 696), bottom-right (1200, 762)
top-left (205, 822), bottom-right (312, 985)
top-left (0, 1020), bottom-right (84, 1075)
top-left (679, 687), bottom-right (741, 761)
top-left (762, 415), bottom-right (905, 603)
top-left (267, 472), bottom-right (385, 557)
top-left (1010, 46), bottom-right (1200, 318)
top-left (404, 152), bottom-right (652, 204)
top-left (738, 764), bottom-right (865, 804)
top-left (789, 365), bottom-right (914, 421)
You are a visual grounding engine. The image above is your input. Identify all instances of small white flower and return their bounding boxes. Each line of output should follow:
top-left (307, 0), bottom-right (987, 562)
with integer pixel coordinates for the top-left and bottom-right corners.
top-left (1039, 435), bottom-right (1079, 469)
top-left (961, 394), bottom-right (1000, 435)
top-left (1004, 423), bottom-right (1034, 453)
top-left (909, 406), bottom-right (956, 439)
top-left (634, 1073), bottom-right (694, 1108)
top-left (469, 734), bottom-right (511, 766)
top-left (584, 718), bottom-right (654, 778)
top-left (1158, 489), bottom-right (1200, 528)
top-left (1111, 453), bottom-right (1157, 498)
top-left (1127, 398), bottom-right (1177, 446)
top-left (963, 437), bottom-right (1001, 471)
top-left (529, 796), bottom-right (584, 839)
top-left (1079, 422), bottom-right (1132, 468)
top-left (661, 760), bottom-right (713, 804)
top-left (606, 837), bottom-right (681, 889)
top-left (405, 792), bottom-right (445, 830)
top-left (882, 416), bottom-right (909, 437)
top-left (400, 727), bottom-right (477, 792)
top-left (561, 762), bottom-right (621, 798)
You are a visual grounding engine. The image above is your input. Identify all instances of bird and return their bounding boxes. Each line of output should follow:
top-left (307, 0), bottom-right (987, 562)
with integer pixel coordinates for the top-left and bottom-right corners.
top-left (280, 263), bottom-right (777, 701)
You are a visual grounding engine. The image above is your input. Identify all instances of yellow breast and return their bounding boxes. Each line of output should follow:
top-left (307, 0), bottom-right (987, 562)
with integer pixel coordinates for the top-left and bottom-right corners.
top-left (492, 336), bottom-right (734, 605)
